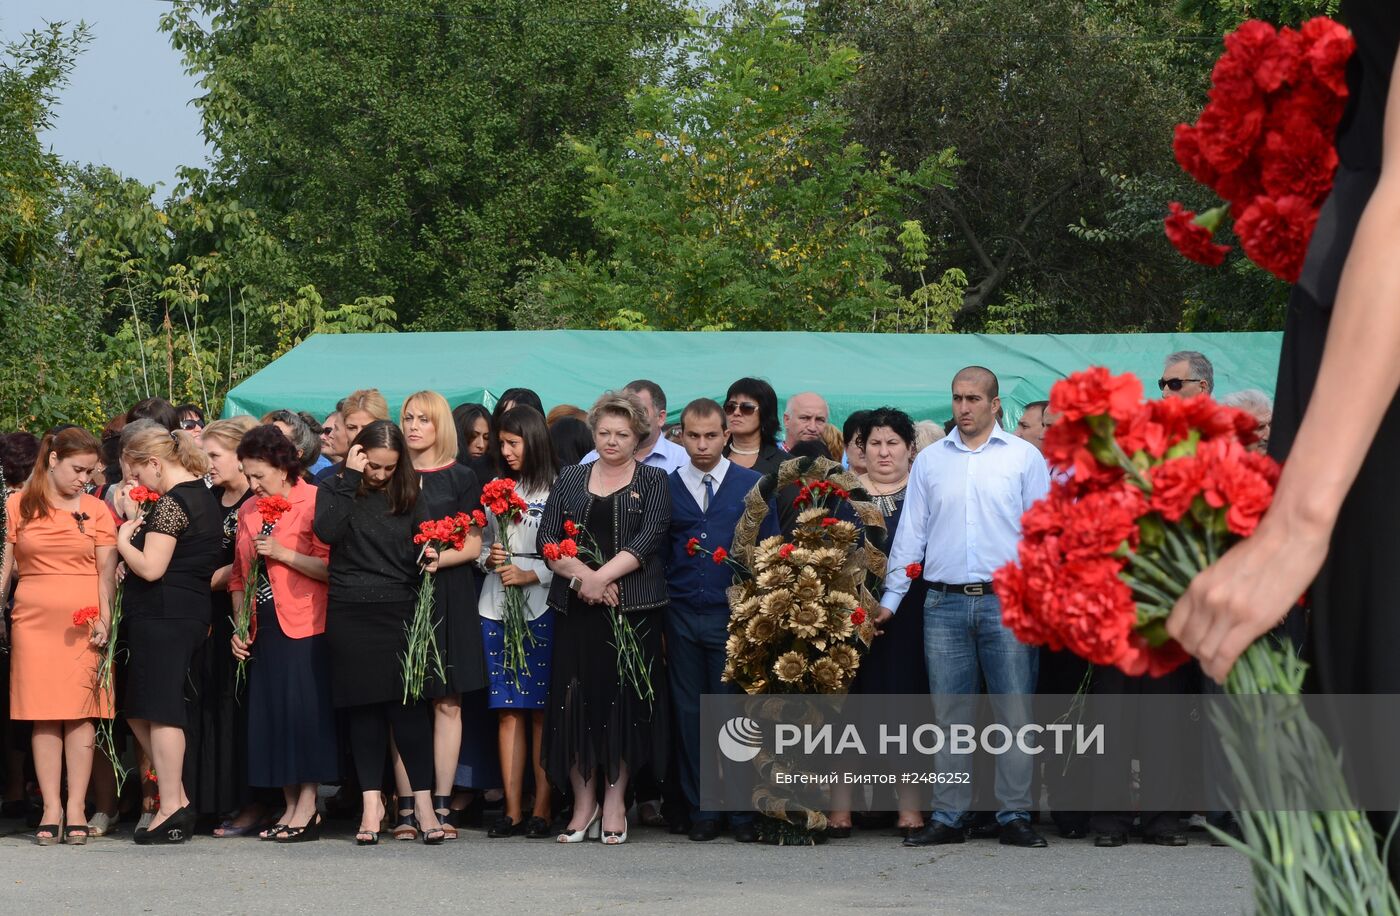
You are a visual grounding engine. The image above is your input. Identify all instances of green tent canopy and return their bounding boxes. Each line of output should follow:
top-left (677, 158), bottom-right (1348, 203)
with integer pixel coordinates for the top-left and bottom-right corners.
top-left (221, 330), bottom-right (1283, 427)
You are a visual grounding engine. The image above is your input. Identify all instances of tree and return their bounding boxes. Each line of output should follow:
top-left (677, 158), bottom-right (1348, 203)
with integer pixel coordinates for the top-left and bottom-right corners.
top-left (515, 2), bottom-right (958, 332)
top-left (160, 0), bottom-right (684, 331)
top-left (819, 0), bottom-right (1277, 332)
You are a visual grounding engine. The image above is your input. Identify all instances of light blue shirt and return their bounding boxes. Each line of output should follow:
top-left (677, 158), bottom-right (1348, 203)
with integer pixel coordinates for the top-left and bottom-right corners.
top-left (580, 434), bottom-right (688, 474)
top-left (880, 423), bottom-right (1049, 611)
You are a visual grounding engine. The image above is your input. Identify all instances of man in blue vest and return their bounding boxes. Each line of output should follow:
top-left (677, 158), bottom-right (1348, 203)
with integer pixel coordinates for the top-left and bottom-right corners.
top-left (666, 397), bottom-right (769, 843)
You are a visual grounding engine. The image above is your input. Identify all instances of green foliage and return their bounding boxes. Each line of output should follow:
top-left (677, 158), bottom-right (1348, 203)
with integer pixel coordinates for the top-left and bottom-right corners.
top-left (515, 2), bottom-right (957, 331)
top-left (160, 0), bottom-right (683, 331)
top-left (1178, 0), bottom-right (1338, 31)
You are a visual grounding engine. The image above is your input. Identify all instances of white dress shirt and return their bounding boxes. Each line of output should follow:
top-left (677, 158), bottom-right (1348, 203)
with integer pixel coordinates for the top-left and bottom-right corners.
top-left (580, 434), bottom-right (688, 474)
top-left (880, 423), bottom-right (1050, 611)
top-left (677, 457), bottom-right (730, 510)
top-left (477, 484), bottom-right (554, 621)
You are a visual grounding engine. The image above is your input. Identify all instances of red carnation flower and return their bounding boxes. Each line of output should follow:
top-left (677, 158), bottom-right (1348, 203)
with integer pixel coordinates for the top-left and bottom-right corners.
top-left (905, 563), bottom-right (923, 579)
top-left (1172, 124), bottom-right (1217, 188)
top-left (1118, 631), bottom-right (1191, 678)
top-left (849, 607), bottom-right (867, 627)
top-left (73, 606), bottom-right (100, 628)
top-left (1260, 118), bottom-right (1338, 203)
top-left (1255, 25), bottom-right (1305, 93)
top-left (471, 510), bottom-right (487, 528)
top-left (711, 546), bottom-right (728, 564)
top-left (541, 542), bottom-right (561, 562)
top-left (1054, 560), bottom-right (1138, 668)
top-left (559, 538), bottom-right (579, 558)
top-left (1148, 457), bottom-right (1205, 522)
top-left (778, 543), bottom-right (795, 559)
top-left (820, 517), bottom-right (839, 528)
top-left (1233, 194), bottom-right (1318, 282)
top-left (1196, 99), bottom-right (1266, 176)
top-left (1060, 487), bottom-right (1145, 561)
top-left (686, 537), bottom-right (700, 557)
top-left (564, 520), bottom-right (579, 537)
top-left (1211, 20), bottom-right (1278, 104)
top-left (1302, 16), bottom-right (1355, 98)
top-left (256, 494), bottom-right (293, 526)
top-left (1164, 203), bottom-right (1231, 267)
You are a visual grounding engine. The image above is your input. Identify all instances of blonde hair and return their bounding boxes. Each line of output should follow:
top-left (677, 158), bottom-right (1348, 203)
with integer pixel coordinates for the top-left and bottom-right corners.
top-left (820, 423), bottom-right (845, 462)
top-left (401, 390), bottom-right (458, 466)
top-left (913, 420), bottom-right (945, 452)
top-left (546, 403), bottom-right (587, 427)
top-left (201, 416), bottom-right (258, 452)
top-left (341, 388), bottom-right (390, 422)
top-left (123, 426), bottom-right (211, 477)
top-left (587, 390), bottom-right (650, 442)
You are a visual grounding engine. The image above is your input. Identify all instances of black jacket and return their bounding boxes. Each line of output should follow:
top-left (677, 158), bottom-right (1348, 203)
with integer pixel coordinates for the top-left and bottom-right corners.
top-left (539, 462), bottom-right (671, 613)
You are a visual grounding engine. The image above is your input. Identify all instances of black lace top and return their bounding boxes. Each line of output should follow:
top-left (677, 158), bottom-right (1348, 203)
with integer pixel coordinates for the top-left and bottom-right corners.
top-left (123, 479), bottom-right (224, 623)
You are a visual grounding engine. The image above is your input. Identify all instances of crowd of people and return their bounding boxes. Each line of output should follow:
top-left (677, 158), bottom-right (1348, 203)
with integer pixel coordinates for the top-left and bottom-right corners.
top-left (0, 351), bottom-right (1274, 849)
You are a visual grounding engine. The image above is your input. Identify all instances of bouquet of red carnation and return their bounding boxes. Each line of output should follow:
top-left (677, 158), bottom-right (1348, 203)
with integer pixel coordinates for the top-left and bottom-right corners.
top-left (481, 479), bottom-right (541, 691)
top-left (995, 368), bottom-right (1397, 916)
top-left (403, 511), bottom-right (482, 702)
top-left (232, 494), bottom-right (294, 690)
top-left (1167, 17), bottom-right (1354, 281)
top-left (94, 484), bottom-right (162, 785)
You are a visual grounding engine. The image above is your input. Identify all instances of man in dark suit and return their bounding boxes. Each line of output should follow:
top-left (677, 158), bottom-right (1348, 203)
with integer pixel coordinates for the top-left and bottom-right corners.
top-left (665, 398), bottom-right (768, 843)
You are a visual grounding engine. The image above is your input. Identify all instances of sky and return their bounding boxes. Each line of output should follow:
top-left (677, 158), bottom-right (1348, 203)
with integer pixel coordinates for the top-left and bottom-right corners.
top-left (2, 0), bottom-right (209, 192)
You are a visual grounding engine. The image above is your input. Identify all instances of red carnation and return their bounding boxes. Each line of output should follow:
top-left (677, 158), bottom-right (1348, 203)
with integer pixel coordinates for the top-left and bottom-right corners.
top-left (778, 543), bottom-right (795, 559)
top-left (1302, 16), bottom-right (1355, 98)
top-left (1118, 632), bottom-right (1191, 678)
top-left (1164, 203), bottom-right (1231, 267)
top-left (1255, 25), bottom-right (1305, 93)
top-left (849, 607), bottom-right (867, 627)
top-left (1041, 417), bottom-right (1091, 473)
top-left (686, 537), bottom-right (700, 557)
top-left (1055, 560), bottom-right (1138, 668)
top-left (1260, 119), bottom-right (1338, 203)
top-left (820, 517), bottom-right (839, 528)
top-left (1233, 194), bottom-right (1318, 282)
top-left (73, 606), bottom-right (100, 628)
top-left (1060, 487), bottom-right (1146, 561)
top-left (471, 510), bottom-right (487, 528)
top-left (1147, 457), bottom-right (1205, 522)
top-left (1173, 124), bottom-right (1217, 188)
top-left (1211, 20), bottom-right (1277, 104)
top-left (1196, 99), bottom-right (1266, 175)
top-left (541, 542), bottom-right (561, 562)
top-left (905, 563), bottom-right (922, 580)
top-left (1049, 368), bottom-right (1144, 424)
top-left (559, 539), bottom-right (579, 558)
top-left (711, 546), bottom-right (728, 565)
top-left (256, 494), bottom-right (293, 526)
top-left (564, 520), bottom-right (579, 537)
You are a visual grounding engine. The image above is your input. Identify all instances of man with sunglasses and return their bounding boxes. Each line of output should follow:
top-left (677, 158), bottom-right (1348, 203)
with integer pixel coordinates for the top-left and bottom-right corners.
top-left (1158, 351), bottom-right (1214, 398)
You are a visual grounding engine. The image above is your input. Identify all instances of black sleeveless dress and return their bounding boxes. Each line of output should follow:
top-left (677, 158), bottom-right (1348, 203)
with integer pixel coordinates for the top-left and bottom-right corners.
top-left (1273, 0), bottom-right (1400, 695)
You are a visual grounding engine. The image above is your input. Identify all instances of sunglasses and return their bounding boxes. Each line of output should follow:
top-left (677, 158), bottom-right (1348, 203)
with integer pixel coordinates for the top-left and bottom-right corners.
top-left (180, 419), bottom-right (204, 430)
top-left (723, 400), bottom-right (759, 416)
top-left (1156, 378), bottom-right (1202, 392)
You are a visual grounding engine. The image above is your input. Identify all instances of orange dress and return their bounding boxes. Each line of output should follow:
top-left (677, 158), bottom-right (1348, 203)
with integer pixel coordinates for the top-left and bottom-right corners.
top-left (7, 492), bottom-right (116, 720)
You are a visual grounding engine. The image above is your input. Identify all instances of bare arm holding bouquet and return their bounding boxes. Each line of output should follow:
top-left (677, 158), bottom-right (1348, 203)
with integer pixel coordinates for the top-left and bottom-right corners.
top-left (1169, 51), bottom-right (1400, 684)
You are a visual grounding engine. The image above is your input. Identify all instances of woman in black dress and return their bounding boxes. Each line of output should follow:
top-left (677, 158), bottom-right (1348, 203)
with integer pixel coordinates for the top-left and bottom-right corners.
top-left (116, 424), bottom-right (224, 845)
top-left (539, 391), bottom-right (671, 845)
top-left (828, 407), bottom-right (926, 837)
top-left (313, 421), bottom-right (468, 846)
top-left (721, 378), bottom-right (787, 478)
top-left (1168, 0), bottom-right (1400, 881)
top-left (229, 425), bottom-right (338, 843)
top-left (187, 416), bottom-right (261, 836)
top-left (395, 391), bottom-right (484, 840)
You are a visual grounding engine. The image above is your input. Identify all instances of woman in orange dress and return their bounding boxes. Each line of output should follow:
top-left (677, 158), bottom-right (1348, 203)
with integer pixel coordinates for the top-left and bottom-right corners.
top-left (0, 428), bottom-right (117, 845)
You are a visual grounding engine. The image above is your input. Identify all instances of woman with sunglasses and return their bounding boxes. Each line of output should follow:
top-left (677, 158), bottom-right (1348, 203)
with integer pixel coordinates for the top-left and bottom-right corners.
top-left (720, 378), bottom-right (786, 477)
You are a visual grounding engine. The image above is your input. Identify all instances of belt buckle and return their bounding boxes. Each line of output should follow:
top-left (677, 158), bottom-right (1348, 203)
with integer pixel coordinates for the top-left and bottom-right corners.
top-left (964, 583), bottom-right (984, 596)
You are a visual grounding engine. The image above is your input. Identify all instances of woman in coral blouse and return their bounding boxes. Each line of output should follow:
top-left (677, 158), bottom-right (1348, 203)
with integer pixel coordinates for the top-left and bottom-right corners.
top-left (230, 425), bottom-right (338, 843)
top-left (1, 428), bottom-right (117, 845)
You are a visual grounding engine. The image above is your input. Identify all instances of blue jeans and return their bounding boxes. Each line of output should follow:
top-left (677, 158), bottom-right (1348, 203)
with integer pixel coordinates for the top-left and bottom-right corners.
top-left (666, 609), bottom-right (753, 826)
top-left (923, 589), bottom-right (1039, 828)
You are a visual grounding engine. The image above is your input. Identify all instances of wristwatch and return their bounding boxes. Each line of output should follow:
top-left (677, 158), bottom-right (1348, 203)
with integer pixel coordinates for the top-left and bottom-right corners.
top-left (568, 575), bottom-right (583, 593)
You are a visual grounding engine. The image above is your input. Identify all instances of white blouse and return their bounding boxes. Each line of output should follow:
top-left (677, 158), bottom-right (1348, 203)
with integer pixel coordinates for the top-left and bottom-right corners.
top-left (476, 484), bottom-right (554, 622)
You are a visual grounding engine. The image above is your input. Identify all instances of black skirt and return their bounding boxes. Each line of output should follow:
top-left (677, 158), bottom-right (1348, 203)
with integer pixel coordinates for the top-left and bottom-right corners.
top-left (325, 599), bottom-right (414, 708)
top-left (851, 580), bottom-right (929, 695)
top-left (423, 563), bottom-right (488, 698)
top-left (246, 592), bottom-right (339, 786)
top-left (124, 617), bottom-right (209, 728)
top-left (182, 593), bottom-right (249, 815)
top-left (543, 598), bottom-right (670, 789)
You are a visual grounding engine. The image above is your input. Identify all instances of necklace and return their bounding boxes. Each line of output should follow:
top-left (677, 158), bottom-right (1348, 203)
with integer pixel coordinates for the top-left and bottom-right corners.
top-left (862, 475), bottom-right (909, 497)
top-left (728, 443), bottom-right (761, 456)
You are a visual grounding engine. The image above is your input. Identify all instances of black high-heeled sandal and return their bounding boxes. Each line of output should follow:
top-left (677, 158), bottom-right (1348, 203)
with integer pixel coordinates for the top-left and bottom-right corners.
top-left (432, 796), bottom-right (458, 840)
top-left (258, 822), bottom-right (290, 841)
top-left (356, 829), bottom-right (380, 846)
top-left (421, 825), bottom-right (446, 846)
top-left (392, 809), bottom-right (419, 841)
top-left (278, 813), bottom-right (322, 844)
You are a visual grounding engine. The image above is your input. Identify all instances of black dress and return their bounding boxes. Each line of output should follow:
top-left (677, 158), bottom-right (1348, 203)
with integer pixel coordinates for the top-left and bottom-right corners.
top-left (544, 490), bottom-right (669, 789)
top-left (850, 488), bottom-right (929, 695)
top-left (312, 468), bottom-right (421, 708)
top-left (1274, 0), bottom-right (1399, 696)
top-left (184, 486), bottom-right (252, 816)
top-left (246, 582), bottom-right (339, 786)
top-left (418, 463), bottom-right (487, 696)
top-left (122, 480), bottom-right (223, 728)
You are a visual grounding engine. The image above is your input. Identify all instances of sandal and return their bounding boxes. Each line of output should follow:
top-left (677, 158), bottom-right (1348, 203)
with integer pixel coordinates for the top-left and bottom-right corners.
top-left (64, 824), bottom-right (90, 846)
top-left (422, 825), bottom-right (446, 846)
top-left (258, 823), bottom-right (290, 841)
top-left (433, 795), bottom-right (458, 840)
top-left (356, 829), bottom-right (380, 846)
top-left (89, 811), bottom-right (119, 837)
top-left (36, 817), bottom-right (63, 847)
top-left (392, 809), bottom-right (419, 842)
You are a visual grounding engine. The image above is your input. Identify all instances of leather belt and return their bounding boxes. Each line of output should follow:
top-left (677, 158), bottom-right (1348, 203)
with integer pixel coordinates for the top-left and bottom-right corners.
top-left (929, 581), bottom-right (993, 597)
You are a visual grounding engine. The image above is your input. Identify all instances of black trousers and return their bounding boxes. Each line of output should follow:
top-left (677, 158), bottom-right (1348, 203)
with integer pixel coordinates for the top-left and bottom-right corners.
top-left (345, 700), bottom-right (434, 793)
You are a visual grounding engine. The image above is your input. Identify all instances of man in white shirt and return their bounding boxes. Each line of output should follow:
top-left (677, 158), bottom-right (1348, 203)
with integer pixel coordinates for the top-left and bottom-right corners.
top-left (581, 379), bottom-right (688, 472)
top-left (781, 392), bottom-right (829, 447)
top-left (878, 367), bottom-right (1051, 849)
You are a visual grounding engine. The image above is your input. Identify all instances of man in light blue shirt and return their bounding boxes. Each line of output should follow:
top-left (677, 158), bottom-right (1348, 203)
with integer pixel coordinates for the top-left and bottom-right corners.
top-left (877, 366), bottom-right (1051, 849)
top-left (580, 379), bottom-right (688, 473)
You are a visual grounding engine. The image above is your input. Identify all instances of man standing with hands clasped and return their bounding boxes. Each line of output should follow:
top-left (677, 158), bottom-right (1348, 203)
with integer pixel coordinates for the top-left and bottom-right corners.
top-left (875, 367), bottom-right (1051, 849)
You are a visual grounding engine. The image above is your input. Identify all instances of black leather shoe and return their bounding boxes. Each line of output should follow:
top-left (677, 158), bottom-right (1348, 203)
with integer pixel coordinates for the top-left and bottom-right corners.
top-left (731, 821), bottom-right (760, 844)
top-left (1145, 831), bottom-right (1188, 847)
top-left (1059, 827), bottom-right (1088, 840)
top-left (688, 821), bottom-right (720, 842)
top-left (999, 820), bottom-right (1048, 848)
top-left (1094, 832), bottom-right (1128, 847)
top-left (902, 823), bottom-right (965, 847)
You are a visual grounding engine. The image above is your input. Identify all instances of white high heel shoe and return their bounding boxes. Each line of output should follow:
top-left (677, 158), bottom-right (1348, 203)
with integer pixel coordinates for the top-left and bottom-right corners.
top-left (602, 816), bottom-right (628, 846)
top-left (557, 805), bottom-right (601, 843)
